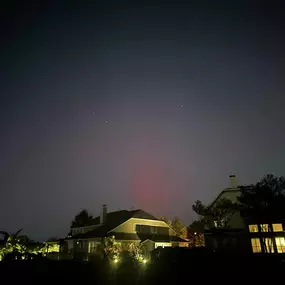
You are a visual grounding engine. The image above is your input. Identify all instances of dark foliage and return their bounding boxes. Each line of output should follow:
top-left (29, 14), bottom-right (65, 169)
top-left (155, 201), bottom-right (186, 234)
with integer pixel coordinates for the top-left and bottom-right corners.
top-left (238, 174), bottom-right (285, 224)
top-left (71, 209), bottom-right (94, 228)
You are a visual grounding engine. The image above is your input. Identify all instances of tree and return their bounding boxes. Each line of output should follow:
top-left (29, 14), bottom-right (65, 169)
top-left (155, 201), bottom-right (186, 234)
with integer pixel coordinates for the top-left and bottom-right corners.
top-left (0, 230), bottom-right (47, 261)
top-left (160, 216), bottom-right (188, 239)
top-left (159, 216), bottom-right (170, 225)
top-left (192, 198), bottom-right (235, 229)
top-left (187, 220), bottom-right (205, 247)
top-left (170, 217), bottom-right (188, 240)
top-left (192, 200), bottom-right (206, 217)
top-left (121, 242), bottom-right (145, 261)
top-left (71, 209), bottom-right (94, 228)
top-left (238, 174), bottom-right (285, 253)
top-left (98, 236), bottom-right (120, 260)
top-left (0, 229), bottom-right (27, 260)
top-left (238, 174), bottom-right (285, 223)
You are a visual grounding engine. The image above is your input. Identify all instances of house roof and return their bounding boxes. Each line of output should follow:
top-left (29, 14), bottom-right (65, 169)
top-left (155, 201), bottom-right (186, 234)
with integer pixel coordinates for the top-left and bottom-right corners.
top-left (208, 185), bottom-right (254, 208)
top-left (70, 209), bottom-right (160, 239)
top-left (209, 188), bottom-right (241, 208)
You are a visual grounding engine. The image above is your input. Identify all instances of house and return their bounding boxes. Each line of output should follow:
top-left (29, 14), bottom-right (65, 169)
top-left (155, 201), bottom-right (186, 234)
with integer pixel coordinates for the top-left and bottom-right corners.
top-left (204, 175), bottom-right (285, 254)
top-left (67, 205), bottom-right (188, 258)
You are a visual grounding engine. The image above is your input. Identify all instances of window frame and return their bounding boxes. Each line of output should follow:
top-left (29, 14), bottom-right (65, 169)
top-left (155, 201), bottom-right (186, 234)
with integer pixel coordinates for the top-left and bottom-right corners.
top-left (249, 224), bottom-right (259, 233)
top-left (251, 238), bottom-right (262, 253)
top-left (275, 237), bottom-right (285, 253)
top-left (260, 224), bottom-right (269, 232)
top-left (272, 223), bottom-right (283, 232)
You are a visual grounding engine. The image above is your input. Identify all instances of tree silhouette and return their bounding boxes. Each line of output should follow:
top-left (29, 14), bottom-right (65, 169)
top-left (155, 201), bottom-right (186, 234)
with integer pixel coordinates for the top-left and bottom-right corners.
top-left (188, 220), bottom-right (205, 247)
top-left (192, 198), bottom-right (234, 228)
top-left (238, 174), bottom-right (285, 253)
top-left (238, 174), bottom-right (285, 224)
top-left (160, 216), bottom-right (188, 239)
top-left (71, 209), bottom-right (94, 228)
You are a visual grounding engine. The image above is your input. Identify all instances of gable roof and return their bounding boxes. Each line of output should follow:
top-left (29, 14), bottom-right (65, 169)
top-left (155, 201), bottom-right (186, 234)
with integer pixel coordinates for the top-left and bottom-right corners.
top-left (209, 185), bottom-right (254, 208)
top-left (71, 209), bottom-right (159, 229)
top-left (209, 188), bottom-right (241, 208)
top-left (70, 209), bottom-right (160, 239)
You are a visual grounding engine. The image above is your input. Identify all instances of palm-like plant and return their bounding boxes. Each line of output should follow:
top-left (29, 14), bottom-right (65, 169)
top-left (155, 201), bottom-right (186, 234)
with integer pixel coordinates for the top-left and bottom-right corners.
top-left (0, 229), bottom-right (27, 260)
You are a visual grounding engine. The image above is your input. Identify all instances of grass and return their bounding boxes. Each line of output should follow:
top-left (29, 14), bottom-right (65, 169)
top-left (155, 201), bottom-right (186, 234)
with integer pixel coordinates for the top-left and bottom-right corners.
top-left (1, 252), bottom-right (285, 284)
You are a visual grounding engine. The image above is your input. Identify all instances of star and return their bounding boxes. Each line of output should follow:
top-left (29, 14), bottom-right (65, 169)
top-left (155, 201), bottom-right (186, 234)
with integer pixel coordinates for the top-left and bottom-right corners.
top-left (105, 120), bottom-right (108, 123)
top-left (180, 104), bottom-right (184, 108)
top-left (92, 111), bottom-right (95, 115)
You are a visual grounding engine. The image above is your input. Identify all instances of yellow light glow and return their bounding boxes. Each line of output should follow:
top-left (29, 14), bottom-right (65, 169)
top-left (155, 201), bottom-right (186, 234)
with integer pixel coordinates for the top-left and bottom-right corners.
top-left (275, 237), bottom-right (285, 253)
top-left (251, 238), bottom-right (262, 253)
top-left (249, 225), bottom-right (258, 233)
top-left (273, 224), bottom-right (283, 232)
top-left (46, 244), bottom-right (60, 253)
top-left (260, 224), bottom-right (269, 232)
top-left (265, 238), bottom-right (274, 253)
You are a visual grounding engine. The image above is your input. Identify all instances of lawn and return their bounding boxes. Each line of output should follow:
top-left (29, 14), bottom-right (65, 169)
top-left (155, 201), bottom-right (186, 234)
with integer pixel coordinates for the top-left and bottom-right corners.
top-left (1, 252), bottom-right (285, 284)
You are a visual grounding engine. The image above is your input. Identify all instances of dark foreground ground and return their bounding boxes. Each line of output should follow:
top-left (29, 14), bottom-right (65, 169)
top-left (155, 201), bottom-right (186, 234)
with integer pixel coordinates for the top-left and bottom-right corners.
top-left (1, 251), bottom-right (285, 284)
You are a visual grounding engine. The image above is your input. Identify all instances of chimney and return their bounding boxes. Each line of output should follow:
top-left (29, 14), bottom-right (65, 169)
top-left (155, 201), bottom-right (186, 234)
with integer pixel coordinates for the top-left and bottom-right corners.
top-left (229, 175), bottom-right (237, 188)
top-left (100, 204), bottom-right (107, 224)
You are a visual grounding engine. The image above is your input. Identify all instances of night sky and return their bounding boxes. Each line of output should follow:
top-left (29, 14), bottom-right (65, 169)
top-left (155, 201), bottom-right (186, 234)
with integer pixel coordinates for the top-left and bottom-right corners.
top-left (1, 0), bottom-right (285, 240)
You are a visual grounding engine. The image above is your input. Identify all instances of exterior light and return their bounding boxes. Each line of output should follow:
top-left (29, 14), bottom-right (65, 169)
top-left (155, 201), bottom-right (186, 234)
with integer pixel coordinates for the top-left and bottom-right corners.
top-left (113, 258), bottom-right (119, 263)
top-left (143, 259), bottom-right (147, 264)
top-left (194, 232), bottom-right (197, 235)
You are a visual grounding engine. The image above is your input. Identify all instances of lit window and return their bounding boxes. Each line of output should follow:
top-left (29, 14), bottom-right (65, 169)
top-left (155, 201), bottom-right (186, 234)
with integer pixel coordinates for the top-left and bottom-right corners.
top-left (260, 224), bottom-right (269, 232)
top-left (265, 238), bottom-right (274, 253)
top-left (275, 237), bottom-right (285, 253)
top-left (155, 242), bottom-right (171, 248)
top-left (273, 224), bottom-right (283, 232)
top-left (251, 238), bottom-right (262, 253)
top-left (249, 225), bottom-right (258, 232)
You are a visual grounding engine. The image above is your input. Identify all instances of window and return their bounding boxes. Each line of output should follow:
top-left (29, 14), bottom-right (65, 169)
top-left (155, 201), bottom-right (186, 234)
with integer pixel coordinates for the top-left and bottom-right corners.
top-left (136, 224), bottom-right (150, 233)
top-left (249, 225), bottom-right (259, 232)
top-left (275, 237), bottom-right (285, 253)
top-left (135, 225), bottom-right (168, 235)
top-left (251, 238), bottom-right (262, 253)
top-left (158, 227), bottom-right (169, 235)
top-left (260, 224), bottom-right (269, 232)
top-left (265, 238), bottom-right (274, 253)
top-left (273, 224), bottom-right (283, 232)
top-left (151, 227), bottom-right (158, 234)
top-left (155, 242), bottom-right (171, 249)
top-left (88, 241), bottom-right (97, 253)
